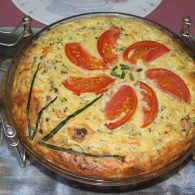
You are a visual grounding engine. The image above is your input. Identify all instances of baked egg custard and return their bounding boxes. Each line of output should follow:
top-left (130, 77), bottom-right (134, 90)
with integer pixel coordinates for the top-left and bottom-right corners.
top-left (11, 16), bottom-right (195, 179)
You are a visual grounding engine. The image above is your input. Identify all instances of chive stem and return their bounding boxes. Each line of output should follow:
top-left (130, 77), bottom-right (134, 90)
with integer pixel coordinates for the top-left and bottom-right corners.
top-left (120, 70), bottom-right (125, 79)
top-left (120, 64), bottom-right (129, 70)
top-left (26, 62), bottom-right (41, 138)
top-left (111, 71), bottom-right (121, 78)
top-left (129, 72), bottom-right (135, 81)
top-left (111, 66), bottom-right (118, 72)
top-left (38, 141), bottom-right (121, 158)
top-left (40, 94), bottom-right (103, 142)
top-left (136, 68), bottom-right (143, 72)
top-left (30, 96), bottom-right (58, 140)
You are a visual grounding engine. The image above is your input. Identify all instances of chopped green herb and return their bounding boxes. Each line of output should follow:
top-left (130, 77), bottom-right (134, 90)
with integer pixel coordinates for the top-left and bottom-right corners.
top-left (121, 27), bottom-right (125, 31)
top-left (64, 107), bottom-right (68, 112)
top-left (120, 64), bottom-right (129, 70)
top-left (60, 70), bottom-right (67, 74)
top-left (136, 68), bottom-right (143, 72)
top-left (129, 73), bottom-right (135, 81)
top-left (112, 66), bottom-right (118, 72)
top-left (161, 105), bottom-right (166, 112)
top-left (111, 71), bottom-right (121, 78)
top-left (118, 47), bottom-right (125, 51)
top-left (120, 71), bottom-right (125, 79)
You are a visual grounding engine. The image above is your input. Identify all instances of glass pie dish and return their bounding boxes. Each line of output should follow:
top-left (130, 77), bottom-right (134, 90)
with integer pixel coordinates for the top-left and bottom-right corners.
top-left (0, 12), bottom-right (195, 186)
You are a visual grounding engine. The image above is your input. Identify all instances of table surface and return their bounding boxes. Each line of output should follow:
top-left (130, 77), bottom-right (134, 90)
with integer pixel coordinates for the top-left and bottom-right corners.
top-left (1, 0), bottom-right (195, 195)
top-left (1, 0), bottom-right (195, 34)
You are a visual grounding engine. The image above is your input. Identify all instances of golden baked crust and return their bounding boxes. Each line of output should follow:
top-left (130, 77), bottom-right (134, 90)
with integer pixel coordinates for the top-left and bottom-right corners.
top-left (11, 16), bottom-right (195, 179)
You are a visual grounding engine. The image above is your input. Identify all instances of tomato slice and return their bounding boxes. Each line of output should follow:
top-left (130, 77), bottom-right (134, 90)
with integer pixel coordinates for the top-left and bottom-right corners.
top-left (63, 76), bottom-right (115, 96)
top-left (137, 81), bottom-right (158, 128)
top-left (65, 42), bottom-right (107, 70)
top-left (123, 41), bottom-right (170, 64)
top-left (145, 68), bottom-right (190, 103)
top-left (97, 27), bottom-right (121, 64)
top-left (104, 85), bottom-right (137, 130)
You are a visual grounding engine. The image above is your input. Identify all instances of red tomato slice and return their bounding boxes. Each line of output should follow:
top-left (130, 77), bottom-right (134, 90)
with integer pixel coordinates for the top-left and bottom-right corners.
top-left (65, 42), bottom-right (107, 70)
top-left (104, 85), bottom-right (137, 130)
top-left (63, 76), bottom-right (115, 96)
top-left (97, 27), bottom-right (121, 64)
top-left (123, 41), bottom-right (170, 64)
top-left (145, 68), bottom-right (190, 103)
top-left (137, 81), bottom-right (158, 128)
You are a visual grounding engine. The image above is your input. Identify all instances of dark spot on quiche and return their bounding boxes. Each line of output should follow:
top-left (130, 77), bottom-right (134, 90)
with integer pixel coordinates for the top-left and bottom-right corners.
top-left (39, 129), bottom-right (43, 134)
top-left (54, 88), bottom-right (58, 93)
top-left (180, 115), bottom-right (190, 131)
top-left (118, 156), bottom-right (125, 163)
top-left (73, 128), bottom-right (87, 141)
top-left (190, 71), bottom-right (195, 78)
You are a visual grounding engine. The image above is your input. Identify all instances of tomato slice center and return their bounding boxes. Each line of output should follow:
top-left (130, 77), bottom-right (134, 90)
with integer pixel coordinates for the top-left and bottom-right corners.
top-left (65, 42), bottom-right (107, 70)
top-left (123, 40), bottom-right (170, 64)
top-left (145, 68), bottom-right (190, 103)
top-left (97, 27), bottom-right (121, 64)
top-left (104, 85), bottom-right (137, 129)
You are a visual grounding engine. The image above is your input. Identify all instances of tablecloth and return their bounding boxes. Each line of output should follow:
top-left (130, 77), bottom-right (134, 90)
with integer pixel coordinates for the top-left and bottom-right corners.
top-left (1, 140), bottom-right (195, 195)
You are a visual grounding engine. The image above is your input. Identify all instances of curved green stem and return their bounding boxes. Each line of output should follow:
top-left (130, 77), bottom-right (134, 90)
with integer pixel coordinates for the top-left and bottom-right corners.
top-left (26, 62), bottom-right (41, 138)
top-left (41, 94), bottom-right (103, 142)
top-left (30, 96), bottom-right (57, 140)
top-left (38, 141), bottom-right (121, 159)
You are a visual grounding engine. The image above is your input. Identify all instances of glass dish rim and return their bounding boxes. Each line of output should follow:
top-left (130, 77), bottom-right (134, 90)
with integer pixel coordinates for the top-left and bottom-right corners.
top-left (3, 12), bottom-right (195, 186)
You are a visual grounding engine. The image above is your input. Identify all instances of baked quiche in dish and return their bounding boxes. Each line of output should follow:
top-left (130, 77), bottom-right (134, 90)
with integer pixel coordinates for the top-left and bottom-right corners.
top-left (11, 15), bottom-right (195, 179)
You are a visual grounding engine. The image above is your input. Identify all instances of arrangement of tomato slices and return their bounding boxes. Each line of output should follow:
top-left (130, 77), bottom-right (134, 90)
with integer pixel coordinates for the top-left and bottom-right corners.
top-left (63, 26), bottom-right (190, 130)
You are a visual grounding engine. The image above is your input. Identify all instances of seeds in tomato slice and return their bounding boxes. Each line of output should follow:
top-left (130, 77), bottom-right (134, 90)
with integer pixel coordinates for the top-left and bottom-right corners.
top-left (137, 81), bottom-right (158, 128)
top-left (65, 42), bottom-right (107, 70)
top-left (145, 68), bottom-right (190, 103)
top-left (123, 41), bottom-right (170, 64)
top-left (63, 76), bottom-right (115, 96)
top-left (104, 85), bottom-right (137, 129)
top-left (97, 27), bottom-right (121, 64)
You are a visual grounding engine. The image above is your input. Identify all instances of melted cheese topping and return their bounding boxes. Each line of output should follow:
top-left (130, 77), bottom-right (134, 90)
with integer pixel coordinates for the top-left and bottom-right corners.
top-left (12, 16), bottom-right (195, 169)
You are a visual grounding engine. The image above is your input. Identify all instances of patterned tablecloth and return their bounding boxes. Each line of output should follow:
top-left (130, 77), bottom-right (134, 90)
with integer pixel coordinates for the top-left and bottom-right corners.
top-left (1, 140), bottom-right (195, 195)
top-left (0, 36), bottom-right (195, 195)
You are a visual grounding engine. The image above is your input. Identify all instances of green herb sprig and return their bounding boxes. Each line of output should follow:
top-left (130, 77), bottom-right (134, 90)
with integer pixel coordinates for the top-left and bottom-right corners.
top-left (40, 94), bottom-right (103, 142)
top-left (38, 141), bottom-right (121, 158)
top-left (129, 72), bottom-right (135, 81)
top-left (26, 62), bottom-right (41, 138)
top-left (30, 96), bottom-right (57, 140)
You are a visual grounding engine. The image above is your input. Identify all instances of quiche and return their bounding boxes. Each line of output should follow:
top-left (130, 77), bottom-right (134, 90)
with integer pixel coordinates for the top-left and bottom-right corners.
top-left (11, 15), bottom-right (195, 179)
